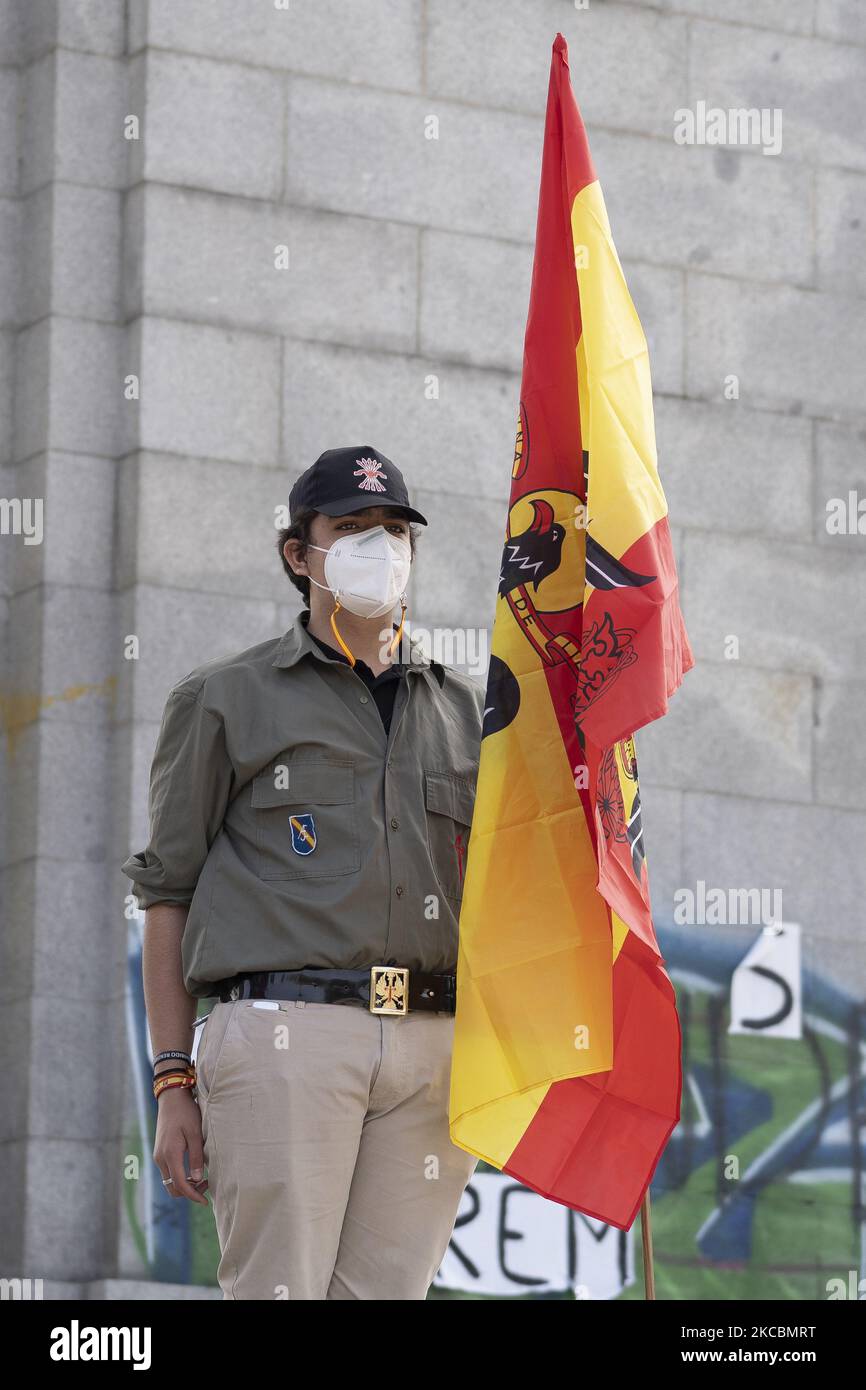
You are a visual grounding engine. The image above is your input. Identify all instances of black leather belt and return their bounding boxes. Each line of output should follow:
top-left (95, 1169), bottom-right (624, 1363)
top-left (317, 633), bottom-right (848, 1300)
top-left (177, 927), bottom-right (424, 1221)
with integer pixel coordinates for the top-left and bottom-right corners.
top-left (215, 966), bottom-right (456, 1016)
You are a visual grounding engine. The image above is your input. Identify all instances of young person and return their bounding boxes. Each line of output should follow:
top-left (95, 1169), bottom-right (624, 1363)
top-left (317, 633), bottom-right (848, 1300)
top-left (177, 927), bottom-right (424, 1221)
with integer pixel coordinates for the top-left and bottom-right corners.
top-left (122, 446), bottom-right (483, 1300)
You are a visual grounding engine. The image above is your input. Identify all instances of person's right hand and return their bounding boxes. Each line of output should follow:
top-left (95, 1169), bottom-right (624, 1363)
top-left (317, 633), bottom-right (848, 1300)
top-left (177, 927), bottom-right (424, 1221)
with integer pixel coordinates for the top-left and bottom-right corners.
top-left (154, 1088), bottom-right (210, 1205)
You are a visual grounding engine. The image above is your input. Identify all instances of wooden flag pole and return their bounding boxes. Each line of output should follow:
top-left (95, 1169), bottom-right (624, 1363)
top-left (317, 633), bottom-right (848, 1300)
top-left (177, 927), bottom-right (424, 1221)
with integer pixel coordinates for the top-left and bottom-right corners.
top-left (640, 1193), bottom-right (656, 1300)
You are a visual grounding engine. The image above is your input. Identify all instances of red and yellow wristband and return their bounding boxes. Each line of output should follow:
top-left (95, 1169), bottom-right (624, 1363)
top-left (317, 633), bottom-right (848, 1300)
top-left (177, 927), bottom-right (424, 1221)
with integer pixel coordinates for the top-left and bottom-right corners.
top-left (153, 1064), bottom-right (197, 1100)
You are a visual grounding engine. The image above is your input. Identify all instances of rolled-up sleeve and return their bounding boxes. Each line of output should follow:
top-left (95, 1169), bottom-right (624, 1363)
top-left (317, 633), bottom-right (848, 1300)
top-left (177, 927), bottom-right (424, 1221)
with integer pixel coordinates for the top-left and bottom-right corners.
top-left (121, 688), bottom-right (234, 909)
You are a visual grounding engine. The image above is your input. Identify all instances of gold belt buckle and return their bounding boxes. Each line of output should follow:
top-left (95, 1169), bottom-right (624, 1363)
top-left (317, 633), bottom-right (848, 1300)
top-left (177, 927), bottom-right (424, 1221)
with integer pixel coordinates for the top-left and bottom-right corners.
top-left (369, 965), bottom-right (409, 1015)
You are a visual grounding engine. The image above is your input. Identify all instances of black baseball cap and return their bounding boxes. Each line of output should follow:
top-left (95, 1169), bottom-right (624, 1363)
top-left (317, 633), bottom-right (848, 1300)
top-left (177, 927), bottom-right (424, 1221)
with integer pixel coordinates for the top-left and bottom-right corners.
top-left (289, 446), bottom-right (428, 525)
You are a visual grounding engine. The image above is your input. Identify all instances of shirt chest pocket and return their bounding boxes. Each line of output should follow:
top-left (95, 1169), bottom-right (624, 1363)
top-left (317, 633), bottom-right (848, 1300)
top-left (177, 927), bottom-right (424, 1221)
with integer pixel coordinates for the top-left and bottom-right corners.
top-left (424, 772), bottom-right (476, 905)
top-left (251, 759), bottom-right (360, 880)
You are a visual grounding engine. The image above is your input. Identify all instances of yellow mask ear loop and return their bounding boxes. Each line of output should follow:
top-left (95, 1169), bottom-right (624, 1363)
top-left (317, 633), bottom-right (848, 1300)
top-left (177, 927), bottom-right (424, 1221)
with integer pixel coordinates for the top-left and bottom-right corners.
top-left (329, 600), bottom-right (357, 666)
top-left (388, 601), bottom-right (407, 659)
top-left (330, 598), bottom-right (407, 668)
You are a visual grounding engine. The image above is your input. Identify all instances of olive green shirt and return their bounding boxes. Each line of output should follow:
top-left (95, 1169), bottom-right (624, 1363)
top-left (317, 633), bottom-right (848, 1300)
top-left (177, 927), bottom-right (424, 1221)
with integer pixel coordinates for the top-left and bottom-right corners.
top-left (122, 612), bottom-right (483, 999)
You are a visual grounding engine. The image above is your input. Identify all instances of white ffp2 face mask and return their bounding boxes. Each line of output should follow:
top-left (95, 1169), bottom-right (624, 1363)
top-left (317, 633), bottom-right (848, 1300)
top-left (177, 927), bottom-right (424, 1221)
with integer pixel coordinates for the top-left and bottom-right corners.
top-left (307, 525), bottom-right (412, 619)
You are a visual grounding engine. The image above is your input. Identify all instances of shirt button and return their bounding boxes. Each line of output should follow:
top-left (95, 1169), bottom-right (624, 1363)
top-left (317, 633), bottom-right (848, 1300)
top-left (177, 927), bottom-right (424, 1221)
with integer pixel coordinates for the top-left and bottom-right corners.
top-left (390, 817), bottom-right (399, 829)
top-left (395, 885), bottom-right (404, 896)
top-left (359, 694), bottom-right (369, 704)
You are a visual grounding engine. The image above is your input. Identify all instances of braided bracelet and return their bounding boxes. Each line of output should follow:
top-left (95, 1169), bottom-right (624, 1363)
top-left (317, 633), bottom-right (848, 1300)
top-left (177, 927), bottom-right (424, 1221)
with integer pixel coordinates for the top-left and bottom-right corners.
top-left (154, 1072), bottom-right (197, 1100)
top-left (153, 1062), bottom-right (196, 1094)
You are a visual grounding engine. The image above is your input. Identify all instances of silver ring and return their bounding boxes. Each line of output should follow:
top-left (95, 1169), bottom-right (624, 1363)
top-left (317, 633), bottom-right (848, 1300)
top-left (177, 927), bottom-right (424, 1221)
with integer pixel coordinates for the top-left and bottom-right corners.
top-left (162, 1177), bottom-right (174, 1187)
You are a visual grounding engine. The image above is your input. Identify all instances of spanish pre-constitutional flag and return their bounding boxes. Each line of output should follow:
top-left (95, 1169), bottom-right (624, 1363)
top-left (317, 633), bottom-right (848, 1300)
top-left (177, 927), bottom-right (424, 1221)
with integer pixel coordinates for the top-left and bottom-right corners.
top-left (449, 34), bottom-right (694, 1231)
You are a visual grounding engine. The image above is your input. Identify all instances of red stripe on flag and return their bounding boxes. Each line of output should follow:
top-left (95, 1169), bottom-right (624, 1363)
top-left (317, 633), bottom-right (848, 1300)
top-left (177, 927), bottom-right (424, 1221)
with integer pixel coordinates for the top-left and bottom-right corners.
top-left (503, 930), bottom-right (682, 1231)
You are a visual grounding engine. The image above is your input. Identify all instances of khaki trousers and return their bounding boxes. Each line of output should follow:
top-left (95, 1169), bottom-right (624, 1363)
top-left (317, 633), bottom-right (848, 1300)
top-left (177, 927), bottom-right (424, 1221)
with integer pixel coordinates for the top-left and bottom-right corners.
top-left (195, 997), bottom-right (478, 1300)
